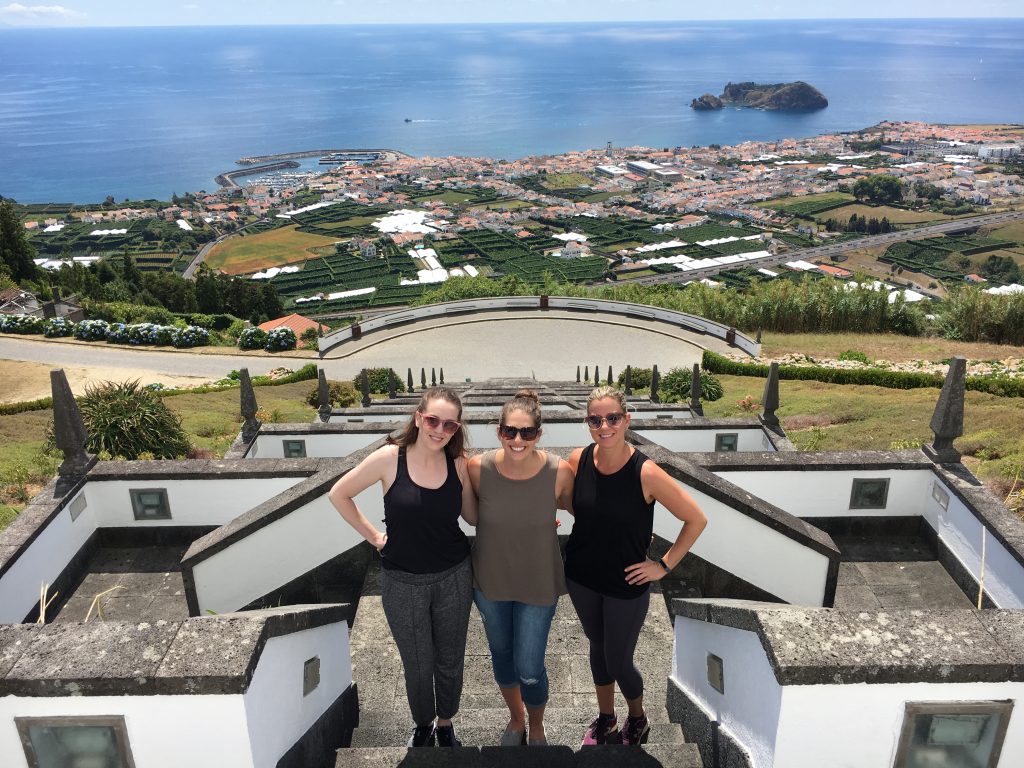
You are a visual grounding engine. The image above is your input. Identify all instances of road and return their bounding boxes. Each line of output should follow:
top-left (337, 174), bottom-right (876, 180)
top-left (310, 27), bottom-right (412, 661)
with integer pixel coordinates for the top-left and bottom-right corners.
top-left (624, 209), bottom-right (1024, 286)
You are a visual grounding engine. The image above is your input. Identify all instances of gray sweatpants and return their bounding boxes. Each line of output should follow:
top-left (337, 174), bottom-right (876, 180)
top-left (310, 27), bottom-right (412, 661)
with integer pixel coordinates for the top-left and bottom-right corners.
top-left (381, 557), bottom-right (473, 726)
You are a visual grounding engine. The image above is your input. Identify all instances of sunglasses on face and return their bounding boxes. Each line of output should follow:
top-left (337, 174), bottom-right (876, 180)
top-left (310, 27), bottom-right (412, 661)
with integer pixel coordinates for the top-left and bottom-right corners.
top-left (418, 412), bottom-right (461, 435)
top-left (498, 424), bottom-right (540, 441)
top-left (584, 413), bottom-right (626, 429)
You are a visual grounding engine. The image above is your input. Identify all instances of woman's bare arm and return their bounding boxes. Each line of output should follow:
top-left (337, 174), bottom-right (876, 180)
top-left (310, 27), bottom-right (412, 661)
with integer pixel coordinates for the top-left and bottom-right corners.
top-left (327, 445), bottom-right (396, 550)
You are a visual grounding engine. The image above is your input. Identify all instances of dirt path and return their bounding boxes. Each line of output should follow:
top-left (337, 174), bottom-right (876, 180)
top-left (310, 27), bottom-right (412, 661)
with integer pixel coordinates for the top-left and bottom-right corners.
top-left (0, 360), bottom-right (214, 404)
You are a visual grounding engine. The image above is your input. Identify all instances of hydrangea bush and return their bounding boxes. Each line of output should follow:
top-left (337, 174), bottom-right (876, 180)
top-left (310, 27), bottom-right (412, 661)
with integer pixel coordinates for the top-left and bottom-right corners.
top-left (174, 325), bottom-right (210, 348)
top-left (43, 317), bottom-right (77, 337)
top-left (264, 327), bottom-right (297, 352)
top-left (105, 322), bottom-right (130, 344)
top-left (238, 327), bottom-right (268, 350)
top-left (0, 313), bottom-right (45, 334)
top-left (74, 319), bottom-right (110, 341)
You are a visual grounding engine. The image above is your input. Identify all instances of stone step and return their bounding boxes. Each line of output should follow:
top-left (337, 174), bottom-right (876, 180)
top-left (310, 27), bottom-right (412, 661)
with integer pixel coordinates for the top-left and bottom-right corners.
top-left (357, 707), bottom-right (603, 728)
top-left (349, 721), bottom-right (685, 749)
top-left (335, 744), bottom-right (704, 767)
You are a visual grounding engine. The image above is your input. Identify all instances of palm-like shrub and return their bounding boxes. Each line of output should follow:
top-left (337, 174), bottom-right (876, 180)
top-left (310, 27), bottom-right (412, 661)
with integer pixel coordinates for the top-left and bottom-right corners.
top-left (660, 368), bottom-right (725, 403)
top-left (305, 380), bottom-right (359, 407)
top-left (78, 380), bottom-right (191, 459)
top-left (353, 367), bottom-right (406, 394)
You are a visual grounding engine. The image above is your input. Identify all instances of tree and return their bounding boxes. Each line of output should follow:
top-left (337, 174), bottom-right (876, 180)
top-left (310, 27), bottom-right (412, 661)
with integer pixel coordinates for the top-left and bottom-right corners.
top-left (121, 252), bottom-right (143, 290)
top-left (0, 199), bottom-right (41, 283)
top-left (852, 175), bottom-right (903, 204)
top-left (980, 254), bottom-right (1021, 285)
top-left (261, 282), bottom-right (283, 319)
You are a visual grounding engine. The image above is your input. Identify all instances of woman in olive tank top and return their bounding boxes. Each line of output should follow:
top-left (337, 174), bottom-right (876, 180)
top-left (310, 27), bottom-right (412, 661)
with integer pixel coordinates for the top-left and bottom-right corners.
top-left (468, 390), bottom-right (575, 747)
top-left (565, 386), bottom-right (708, 748)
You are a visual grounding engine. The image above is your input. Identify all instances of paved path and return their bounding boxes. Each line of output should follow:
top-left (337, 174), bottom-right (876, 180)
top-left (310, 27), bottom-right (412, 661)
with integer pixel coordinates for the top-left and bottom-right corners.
top-left (0, 312), bottom-right (715, 385)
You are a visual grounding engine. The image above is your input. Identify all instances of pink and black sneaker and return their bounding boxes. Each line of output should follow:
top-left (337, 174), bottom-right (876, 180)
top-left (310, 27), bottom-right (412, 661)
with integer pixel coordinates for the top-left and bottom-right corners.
top-left (622, 714), bottom-right (650, 746)
top-left (581, 713), bottom-right (618, 746)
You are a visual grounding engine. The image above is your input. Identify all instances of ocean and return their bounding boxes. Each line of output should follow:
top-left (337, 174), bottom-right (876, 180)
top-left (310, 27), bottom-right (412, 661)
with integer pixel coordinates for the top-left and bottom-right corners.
top-left (2, 19), bottom-right (1023, 203)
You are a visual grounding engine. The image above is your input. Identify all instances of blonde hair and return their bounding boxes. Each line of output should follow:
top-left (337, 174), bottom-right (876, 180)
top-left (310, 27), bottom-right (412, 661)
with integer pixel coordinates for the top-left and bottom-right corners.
top-left (501, 388), bottom-right (542, 427)
top-left (587, 385), bottom-right (627, 412)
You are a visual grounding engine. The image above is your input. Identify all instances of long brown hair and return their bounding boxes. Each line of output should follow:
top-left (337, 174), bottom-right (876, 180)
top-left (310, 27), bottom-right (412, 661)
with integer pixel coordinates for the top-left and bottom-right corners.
top-left (501, 388), bottom-right (542, 428)
top-left (390, 386), bottom-right (468, 458)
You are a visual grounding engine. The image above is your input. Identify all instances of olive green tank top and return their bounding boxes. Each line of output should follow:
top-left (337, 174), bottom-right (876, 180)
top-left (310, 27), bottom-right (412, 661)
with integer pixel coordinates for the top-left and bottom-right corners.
top-left (472, 450), bottom-right (567, 606)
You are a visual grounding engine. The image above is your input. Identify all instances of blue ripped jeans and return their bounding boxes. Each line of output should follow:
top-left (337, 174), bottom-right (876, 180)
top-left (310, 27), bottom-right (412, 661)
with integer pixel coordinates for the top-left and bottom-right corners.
top-left (473, 589), bottom-right (557, 707)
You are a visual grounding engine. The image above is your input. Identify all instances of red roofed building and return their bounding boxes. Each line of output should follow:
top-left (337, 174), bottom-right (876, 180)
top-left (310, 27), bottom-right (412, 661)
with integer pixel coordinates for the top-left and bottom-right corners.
top-left (258, 313), bottom-right (329, 338)
top-left (815, 263), bottom-right (853, 278)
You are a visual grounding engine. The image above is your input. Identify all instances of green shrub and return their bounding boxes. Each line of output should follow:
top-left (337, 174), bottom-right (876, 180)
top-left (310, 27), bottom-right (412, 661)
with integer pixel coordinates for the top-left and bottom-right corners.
top-left (0, 313), bottom-right (44, 334)
top-left (77, 380), bottom-right (191, 459)
top-left (353, 367), bottom-right (406, 394)
top-left (264, 327), bottom-right (296, 352)
top-left (238, 327), bottom-right (267, 349)
top-left (615, 367), bottom-right (653, 390)
top-left (838, 349), bottom-right (871, 364)
top-left (660, 368), bottom-right (725, 403)
top-left (305, 380), bottom-right (359, 407)
top-left (92, 301), bottom-right (175, 326)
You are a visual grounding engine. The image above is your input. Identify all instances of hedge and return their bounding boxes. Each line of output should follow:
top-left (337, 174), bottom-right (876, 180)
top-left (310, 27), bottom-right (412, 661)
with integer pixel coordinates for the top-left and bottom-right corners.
top-left (702, 350), bottom-right (1024, 398)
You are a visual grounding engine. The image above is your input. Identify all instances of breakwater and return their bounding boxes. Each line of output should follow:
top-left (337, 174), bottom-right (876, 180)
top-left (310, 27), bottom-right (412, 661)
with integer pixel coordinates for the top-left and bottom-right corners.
top-left (215, 161), bottom-right (301, 189)
top-left (236, 148), bottom-right (411, 165)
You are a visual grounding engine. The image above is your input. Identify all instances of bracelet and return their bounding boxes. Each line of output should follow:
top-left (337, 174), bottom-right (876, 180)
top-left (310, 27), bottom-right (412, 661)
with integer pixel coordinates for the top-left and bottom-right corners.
top-left (658, 557), bottom-right (671, 573)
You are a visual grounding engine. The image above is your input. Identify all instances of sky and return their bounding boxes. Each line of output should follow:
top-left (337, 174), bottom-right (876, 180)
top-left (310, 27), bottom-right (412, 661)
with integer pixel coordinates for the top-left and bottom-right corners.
top-left (1, 0), bottom-right (1022, 27)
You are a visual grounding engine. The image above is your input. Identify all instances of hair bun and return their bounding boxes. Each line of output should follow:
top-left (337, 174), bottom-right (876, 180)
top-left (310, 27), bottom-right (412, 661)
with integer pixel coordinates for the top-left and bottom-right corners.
top-left (514, 388), bottom-right (540, 403)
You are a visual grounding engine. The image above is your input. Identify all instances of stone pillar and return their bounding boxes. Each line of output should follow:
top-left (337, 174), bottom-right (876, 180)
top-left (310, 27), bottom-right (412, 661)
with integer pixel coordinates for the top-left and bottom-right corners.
top-left (607, 366), bottom-right (613, 386)
top-left (239, 368), bottom-right (261, 441)
top-left (576, 365), bottom-right (581, 383)
top-left (407, 368), bottom-right (414, 393)
top-left (759, 362), bottom-right (780, 430)
top-left (650, 364), bottom-right (661, 404)
top-left (539, 294), bottom-right (549, 310)
top-left (361, 369), bottom-right (371, 408)
top-left (387, 369), bottom-right (397, 400)
top-left (431, 368), bottom-right (437, 387)
top-left (439, 368), bottom-right (445, 385)
top-left (624, 366), bottom-right (633, 395)
top-left (923, 357), bottom-right (966, 464)
top-left (317, 369), bottom-right (332, 423)
top-left (50, 369), bottom-right (96, 476)
top-left (689, 363), bottom-right (704, 417)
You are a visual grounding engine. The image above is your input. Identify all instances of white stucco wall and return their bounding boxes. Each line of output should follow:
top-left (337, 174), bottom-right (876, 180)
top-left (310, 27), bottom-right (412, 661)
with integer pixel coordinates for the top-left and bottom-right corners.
top-left (190, 485), bottom-right (383, 615)
top-left (675, 614), bottom-right (1024, 768)
top-left (0, 490), bottom-right (96, 623)
top-left (0, 693), bottom-right (253, 768)
top-left (635, 428), bottom-right (774, 453)
top-left (249, 433), bottom-right (385, 459)
top-left (718, 468), bottom-right (932, 518)
top-left (678, 480), bottom-right (831, 605)
top-left (673, 615), bottom-right (782, 768)
top-left (84, 478), bottom-right (302, 527)
top-left (244, 621), bottom-right (353, 768)
top-left (926, 477), bottom-right (1024, 608)
top-left (0, 620), bottom-right (353, 768)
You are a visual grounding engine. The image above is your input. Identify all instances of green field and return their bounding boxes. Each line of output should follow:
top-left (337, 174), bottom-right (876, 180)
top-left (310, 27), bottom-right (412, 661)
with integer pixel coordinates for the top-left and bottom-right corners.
top-left (758, 192), bottom-right (855, 217)
top-left (412, 191), bottom-right (476, 205)
top-left (205, 225), bottom-right (341, 274)
top-left (542, 172), bottom-right (593, 189)
top-left (812, 204), bottom-right (956, 225)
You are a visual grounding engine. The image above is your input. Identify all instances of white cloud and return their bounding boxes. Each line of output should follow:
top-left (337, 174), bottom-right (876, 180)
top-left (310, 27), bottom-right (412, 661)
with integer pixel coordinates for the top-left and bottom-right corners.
top-left (0, 3), bottom-right (84, 22)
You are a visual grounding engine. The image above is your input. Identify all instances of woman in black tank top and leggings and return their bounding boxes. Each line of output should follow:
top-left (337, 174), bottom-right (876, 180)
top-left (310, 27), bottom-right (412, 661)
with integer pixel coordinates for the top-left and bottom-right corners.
top-left (329, 387), bottom-right (477, 749)
top-left (565, 385), bottom-right (707, 747)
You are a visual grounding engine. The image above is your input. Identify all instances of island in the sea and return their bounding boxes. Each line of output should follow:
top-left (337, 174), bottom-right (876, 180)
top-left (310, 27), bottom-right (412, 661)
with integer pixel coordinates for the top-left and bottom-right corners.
top-left (692, 81), bottom-right (828, 111)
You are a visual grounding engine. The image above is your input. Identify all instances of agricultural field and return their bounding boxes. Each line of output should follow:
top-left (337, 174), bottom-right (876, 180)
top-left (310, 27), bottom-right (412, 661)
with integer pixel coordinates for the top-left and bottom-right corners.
top-left (879, 234), bottom-right (1017, 282)
top-left (757, 192), bottom-right (855, 217)
top-left (811, 203), bottom-right (956, 226)
top-left (26, 217), bottom-right (213, 266)
top-left (541, 172), bottom-right (593, 189)
top-left (205, 224), bottom-right (341, 274)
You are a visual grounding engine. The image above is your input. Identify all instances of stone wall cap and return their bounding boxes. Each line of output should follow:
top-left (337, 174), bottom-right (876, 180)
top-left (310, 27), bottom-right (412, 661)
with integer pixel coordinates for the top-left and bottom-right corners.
top-left (0, 604), bottom-right (350, 697)
top-left (673, 599), bottom-right (1024, 686)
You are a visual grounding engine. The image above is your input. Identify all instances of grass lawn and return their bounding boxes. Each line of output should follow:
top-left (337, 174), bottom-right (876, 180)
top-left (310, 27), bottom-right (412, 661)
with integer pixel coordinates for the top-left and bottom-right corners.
top-left (756, 192), bottom-right (854, 211)
top-left (759, 331), bottom-right (1024, 363)
top-left (413, 191), bottom-right (475, 205)
top-left (988, 220), bottom-right (1024, 247)
top-left (542, 172), bottom-right (592, 189)
top-left (581, 191), bottom-right (616, 203)
top-left (313, 215), bottom-right (380, 230)
top-left (205, 225), bottom-right (340, 274)
top-left (470, 199), bottom-right (536, 211)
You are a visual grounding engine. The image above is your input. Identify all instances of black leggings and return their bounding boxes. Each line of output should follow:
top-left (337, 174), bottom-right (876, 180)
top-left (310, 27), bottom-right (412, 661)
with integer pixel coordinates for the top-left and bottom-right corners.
top-left (566, 577), bottom-right (650, 701)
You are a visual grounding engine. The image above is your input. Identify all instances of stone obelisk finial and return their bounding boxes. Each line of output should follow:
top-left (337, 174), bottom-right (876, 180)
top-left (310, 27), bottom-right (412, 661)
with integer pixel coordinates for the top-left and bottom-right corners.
top-left (923, 357), bottom-right (966, 464)
top-left (317, 368), bottom-right (332, 423)
top-left (239, 368), bottom-right (261, 441)
top-left (689, 363), bottom-right (705, 417)
top-left (759, 362), bottom-right (781, 430)
top-left (50, 369), bottom-right (96, 476)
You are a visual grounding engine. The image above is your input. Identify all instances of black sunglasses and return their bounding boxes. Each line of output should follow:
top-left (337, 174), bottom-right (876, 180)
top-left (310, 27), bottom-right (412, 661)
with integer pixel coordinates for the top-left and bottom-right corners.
top-left (584, 413), bottom-right (626, 429)
top-left (498, 424), bottom-right (540, 441)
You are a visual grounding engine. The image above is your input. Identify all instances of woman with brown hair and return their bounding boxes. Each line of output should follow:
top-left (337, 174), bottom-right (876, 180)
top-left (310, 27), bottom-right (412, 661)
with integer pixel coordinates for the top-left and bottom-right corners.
top-left (468, 389), bottom-right (574, 747)
top-left (566, 385), bottom-right (707, 747)
top-left (329, 386), bottom-right (477, 749)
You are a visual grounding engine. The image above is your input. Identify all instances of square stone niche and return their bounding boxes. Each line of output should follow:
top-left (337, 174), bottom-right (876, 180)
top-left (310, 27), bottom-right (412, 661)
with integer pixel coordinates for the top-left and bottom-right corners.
top-left (130, 487), bottom-right (171, 521)
top-left (283, 439), bottom-right (308, 459)
top-left (715, 433), bottom-right (739, 453)
top-left (16, 715), bottom-right (137, 768)
top-left (893, 701), bottom-right (1013, 768)
top-left (849, 478), bottom-right (889, 510)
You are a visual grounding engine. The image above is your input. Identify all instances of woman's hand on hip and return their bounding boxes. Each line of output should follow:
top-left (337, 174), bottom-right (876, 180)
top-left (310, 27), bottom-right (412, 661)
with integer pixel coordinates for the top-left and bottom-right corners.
top-left (624, 559), bottom-right (664, 585)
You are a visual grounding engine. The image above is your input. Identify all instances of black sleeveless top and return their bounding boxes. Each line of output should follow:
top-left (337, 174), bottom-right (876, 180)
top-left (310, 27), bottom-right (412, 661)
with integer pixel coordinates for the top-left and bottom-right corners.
top-left (565, 443), bottom-right (654, 599)
top-left (381, 447), bottom-right (469, 573)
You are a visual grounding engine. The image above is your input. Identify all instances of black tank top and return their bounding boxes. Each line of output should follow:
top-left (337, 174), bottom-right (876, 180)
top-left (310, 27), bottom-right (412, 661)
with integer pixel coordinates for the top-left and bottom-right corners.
top-left (381, 446), bottom-right (469, 573)
top-left (565, 443), bottom-right (654, 599)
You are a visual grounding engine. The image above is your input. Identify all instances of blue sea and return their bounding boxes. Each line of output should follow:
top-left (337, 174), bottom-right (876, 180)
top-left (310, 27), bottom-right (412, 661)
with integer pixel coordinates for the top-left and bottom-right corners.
top-left (2, 20), bottom-right (1023, 203)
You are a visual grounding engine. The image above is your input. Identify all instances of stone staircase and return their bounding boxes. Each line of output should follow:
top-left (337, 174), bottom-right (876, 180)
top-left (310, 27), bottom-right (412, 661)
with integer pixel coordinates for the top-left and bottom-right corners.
top-left (336, 557), bottom-right (704, 767)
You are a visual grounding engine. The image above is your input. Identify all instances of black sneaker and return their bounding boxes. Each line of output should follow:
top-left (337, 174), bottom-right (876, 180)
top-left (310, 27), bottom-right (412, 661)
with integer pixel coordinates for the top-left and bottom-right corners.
top-left (622, 714), bottom-right (650, 746)
top-left (435, 724), bottom-right (461, 747)
top-left (408, 724), bottom-right (435, 747)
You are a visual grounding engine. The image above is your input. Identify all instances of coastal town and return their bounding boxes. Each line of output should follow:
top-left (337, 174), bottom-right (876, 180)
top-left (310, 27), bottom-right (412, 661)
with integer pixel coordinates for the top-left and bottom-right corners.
top-left (11, 120), bottom-right (1024, 320)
